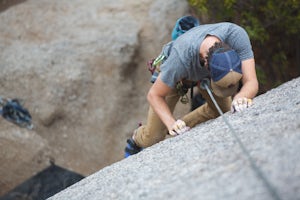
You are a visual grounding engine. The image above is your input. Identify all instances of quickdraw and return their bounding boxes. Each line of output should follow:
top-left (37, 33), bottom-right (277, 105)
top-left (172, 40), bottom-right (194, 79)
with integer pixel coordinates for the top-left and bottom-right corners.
top-left (147, 54), bottom-right (166, 75)
top-left (152, 54), bottom-right (166, 67)
top-left (176, 81), bottom-right (189, 104)
top-left (0, 97), bottom-right (33, 129)
top-left (147, 54), bottom-right (166, 83)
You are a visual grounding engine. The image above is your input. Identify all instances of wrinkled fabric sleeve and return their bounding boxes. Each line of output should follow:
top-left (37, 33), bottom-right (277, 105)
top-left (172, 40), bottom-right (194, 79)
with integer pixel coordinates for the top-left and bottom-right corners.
top-left (224, 24), bottom-right (254, 61)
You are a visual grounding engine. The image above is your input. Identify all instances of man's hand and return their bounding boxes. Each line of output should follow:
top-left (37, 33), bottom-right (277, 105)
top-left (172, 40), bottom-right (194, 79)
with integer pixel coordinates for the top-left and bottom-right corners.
top-left (169, 119), bottom-right (190, 136)
top-left (231, 97), bottom-right (253, 113)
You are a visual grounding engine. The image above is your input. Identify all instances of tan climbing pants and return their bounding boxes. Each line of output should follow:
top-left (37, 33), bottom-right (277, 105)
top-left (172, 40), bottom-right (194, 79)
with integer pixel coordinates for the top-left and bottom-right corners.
top-left (134, 86), bottom-right (232, 148)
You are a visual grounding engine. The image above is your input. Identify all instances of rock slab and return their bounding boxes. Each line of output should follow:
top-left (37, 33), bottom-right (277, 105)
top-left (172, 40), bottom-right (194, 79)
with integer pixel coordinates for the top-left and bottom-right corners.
top-left (48, 77), bottom-right (300, 200)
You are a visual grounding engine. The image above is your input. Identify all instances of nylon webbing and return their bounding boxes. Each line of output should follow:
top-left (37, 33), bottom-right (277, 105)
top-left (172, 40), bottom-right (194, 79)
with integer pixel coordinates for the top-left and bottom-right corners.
top-left (202, 81), bottom-right (282, 200)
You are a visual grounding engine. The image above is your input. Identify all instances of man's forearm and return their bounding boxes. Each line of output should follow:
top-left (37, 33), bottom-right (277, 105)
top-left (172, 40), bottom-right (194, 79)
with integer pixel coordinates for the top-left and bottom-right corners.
top-left (147, 93), bottom-right (176, 131)
top-left (235, 58), bottom-right (259, 99)
top-left (234, 79), bottom-right (258, 100)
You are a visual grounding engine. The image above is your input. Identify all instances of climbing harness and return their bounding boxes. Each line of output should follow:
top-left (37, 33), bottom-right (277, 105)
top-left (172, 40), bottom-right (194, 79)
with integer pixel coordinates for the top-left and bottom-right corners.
top-left (0, 97), bottom-right (33, 129)
top-left (176, 80), bottom-right (198, 104)
top-left (200, 79), bottom-right (282, 200)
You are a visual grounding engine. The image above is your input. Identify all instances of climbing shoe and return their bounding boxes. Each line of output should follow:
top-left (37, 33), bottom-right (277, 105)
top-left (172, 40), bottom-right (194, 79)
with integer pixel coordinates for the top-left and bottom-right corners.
top-left (124, 138), bottom-right (143, 158)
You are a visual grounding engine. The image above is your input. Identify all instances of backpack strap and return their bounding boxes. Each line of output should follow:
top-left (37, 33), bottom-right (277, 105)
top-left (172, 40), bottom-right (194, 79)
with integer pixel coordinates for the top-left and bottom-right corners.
top-left (166, 42), bottom-right (173, 56)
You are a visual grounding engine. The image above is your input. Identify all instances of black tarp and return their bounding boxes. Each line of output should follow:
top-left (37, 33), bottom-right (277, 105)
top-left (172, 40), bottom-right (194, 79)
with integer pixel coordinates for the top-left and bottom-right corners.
top-left (0, 163), bottom-right (84, 200)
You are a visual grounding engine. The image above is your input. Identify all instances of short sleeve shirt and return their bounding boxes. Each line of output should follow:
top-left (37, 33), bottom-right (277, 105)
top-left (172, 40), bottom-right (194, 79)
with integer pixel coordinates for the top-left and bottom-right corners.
top-left (159, 22), bottom-right (254, 88)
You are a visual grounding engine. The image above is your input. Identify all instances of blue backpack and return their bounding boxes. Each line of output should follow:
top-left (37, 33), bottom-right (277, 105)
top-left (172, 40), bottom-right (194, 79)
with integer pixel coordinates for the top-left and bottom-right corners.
top-left (171, 15), bottom-right (200, 40)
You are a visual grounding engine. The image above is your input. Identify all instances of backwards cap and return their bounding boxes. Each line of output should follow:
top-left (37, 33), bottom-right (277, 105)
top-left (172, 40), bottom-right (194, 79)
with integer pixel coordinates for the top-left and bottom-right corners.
top-left (171, 16), bottom-right (200, 40)
top-left (209, 49), bottom-right (242, 97)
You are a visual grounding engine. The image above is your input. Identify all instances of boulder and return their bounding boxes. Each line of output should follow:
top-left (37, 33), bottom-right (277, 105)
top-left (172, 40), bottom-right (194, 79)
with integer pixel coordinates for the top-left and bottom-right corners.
top-left (0, 123), bottom-right (50, 196)
top-left (0, 0), bottom-right (190, 195)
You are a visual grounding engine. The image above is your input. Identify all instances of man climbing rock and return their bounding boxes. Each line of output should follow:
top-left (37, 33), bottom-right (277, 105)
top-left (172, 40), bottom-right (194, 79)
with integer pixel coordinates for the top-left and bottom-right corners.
top-left (125, 20), bottom-right (258, 158)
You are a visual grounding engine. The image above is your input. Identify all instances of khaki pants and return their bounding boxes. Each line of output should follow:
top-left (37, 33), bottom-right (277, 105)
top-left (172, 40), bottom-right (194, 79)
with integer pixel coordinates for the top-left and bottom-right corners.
top-left (134, 87), bottom-right (232, 148)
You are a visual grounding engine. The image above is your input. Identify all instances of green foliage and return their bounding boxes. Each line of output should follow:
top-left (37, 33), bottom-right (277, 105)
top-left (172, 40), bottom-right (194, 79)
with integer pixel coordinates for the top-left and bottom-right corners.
top-left (188, 0), bottom-right (300, 93)
top-left (255, 66), bottom-right (267, 85)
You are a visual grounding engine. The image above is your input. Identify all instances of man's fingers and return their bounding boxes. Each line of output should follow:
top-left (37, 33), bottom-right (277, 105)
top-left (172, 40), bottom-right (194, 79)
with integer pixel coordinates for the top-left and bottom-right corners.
top-left (169, 120), bottom-right (190, 135)
top-left (169, 130), bottom-right (178, 136)
top-left (231, 98), bottom-right (253, 113)
top-left (247, 98), bottom-right (253, 107)
top-left (175, 126), bottom-right (190, 135)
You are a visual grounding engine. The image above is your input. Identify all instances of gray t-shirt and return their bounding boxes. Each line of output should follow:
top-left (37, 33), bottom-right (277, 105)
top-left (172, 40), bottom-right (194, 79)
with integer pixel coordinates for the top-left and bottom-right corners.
top-left (159, 22), bottom-right (254, 88)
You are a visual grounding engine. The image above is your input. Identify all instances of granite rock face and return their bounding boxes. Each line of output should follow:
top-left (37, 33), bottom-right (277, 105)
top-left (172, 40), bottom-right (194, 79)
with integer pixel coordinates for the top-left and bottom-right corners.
top-left (48, 77), bottom-right (300, 200)
top-left (0, 0), bottom-right (190, 196)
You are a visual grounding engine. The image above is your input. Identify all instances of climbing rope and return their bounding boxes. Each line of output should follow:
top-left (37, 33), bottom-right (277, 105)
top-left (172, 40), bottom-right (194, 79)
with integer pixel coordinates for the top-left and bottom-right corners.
top-left (200, 79), bottom-right (282, 200)
top-left (0, 97), bottom-right (33, 129)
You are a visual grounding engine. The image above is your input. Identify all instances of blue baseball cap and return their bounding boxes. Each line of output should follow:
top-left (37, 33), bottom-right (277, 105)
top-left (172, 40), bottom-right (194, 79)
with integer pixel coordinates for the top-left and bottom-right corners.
top-left (209, 49), bottom-right (242, 97)
top-left (171, 16), bottom-right (200, 40)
